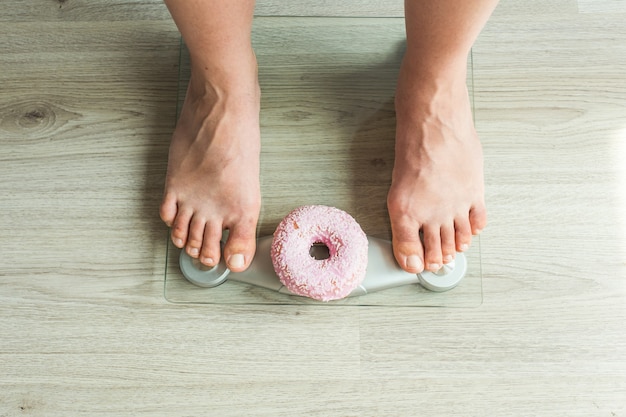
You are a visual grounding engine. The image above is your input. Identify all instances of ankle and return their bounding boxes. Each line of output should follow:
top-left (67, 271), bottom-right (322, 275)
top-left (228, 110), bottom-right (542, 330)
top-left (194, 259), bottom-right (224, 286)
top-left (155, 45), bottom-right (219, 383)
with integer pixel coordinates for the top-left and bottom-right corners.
top-left (189, 48), bottom-right (259, 96)
top-left (402, 42), bottom-right (469, 76)
top-left (398, 50), bottom-right (467, 91)
top-left (396, 57), bottom-right (469, 116)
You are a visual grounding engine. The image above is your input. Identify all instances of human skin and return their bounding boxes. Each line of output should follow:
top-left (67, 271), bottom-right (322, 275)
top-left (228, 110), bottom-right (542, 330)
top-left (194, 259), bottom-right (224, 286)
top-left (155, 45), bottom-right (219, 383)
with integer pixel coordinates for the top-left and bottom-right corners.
top-left (160, 0), bottom-right (497, 273)
top-left (388, 0), bottom-right (496, 272)
top-left (160, 0), bottom-right (260, 272)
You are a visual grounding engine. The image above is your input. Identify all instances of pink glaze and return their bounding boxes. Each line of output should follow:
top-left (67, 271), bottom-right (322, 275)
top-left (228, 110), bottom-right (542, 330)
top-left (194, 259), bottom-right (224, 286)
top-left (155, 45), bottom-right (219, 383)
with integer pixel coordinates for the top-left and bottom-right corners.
top-left (271, 205), bottom-right (368, 302)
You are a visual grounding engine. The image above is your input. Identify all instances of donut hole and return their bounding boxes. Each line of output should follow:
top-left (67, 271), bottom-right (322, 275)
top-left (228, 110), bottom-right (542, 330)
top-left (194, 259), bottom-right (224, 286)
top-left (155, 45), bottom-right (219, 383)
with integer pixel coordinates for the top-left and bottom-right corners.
top-left (309, 242), bottom-right (331, 261)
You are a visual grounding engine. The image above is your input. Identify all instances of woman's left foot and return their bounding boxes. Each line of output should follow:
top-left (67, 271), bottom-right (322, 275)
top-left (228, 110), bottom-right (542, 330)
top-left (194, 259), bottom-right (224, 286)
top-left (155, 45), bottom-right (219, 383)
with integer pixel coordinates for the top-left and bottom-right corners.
top-left (388, 55), bottom-right (487, 273)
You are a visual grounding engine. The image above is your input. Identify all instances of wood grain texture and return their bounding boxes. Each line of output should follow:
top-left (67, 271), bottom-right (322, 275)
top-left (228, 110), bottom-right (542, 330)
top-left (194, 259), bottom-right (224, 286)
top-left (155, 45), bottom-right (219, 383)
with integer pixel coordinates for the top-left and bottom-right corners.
top-left (1, 1), bottom-right (625, 416)
top-left (254, 0), bottom-right (404, 17)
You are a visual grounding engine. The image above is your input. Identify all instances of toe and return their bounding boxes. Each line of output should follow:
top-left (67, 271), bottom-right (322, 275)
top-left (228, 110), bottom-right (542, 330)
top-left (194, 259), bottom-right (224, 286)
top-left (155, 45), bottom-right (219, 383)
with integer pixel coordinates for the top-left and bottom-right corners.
top-left (200, 221), bottom-right (223, 267)
top-left (454, 216), bottom-right (473, 252)
top-left (222, 218), bottom-right (258, 272)
top-left (185, 215), bottom-right (206, 258)
top-left (422, 224), bottom-right (443, 272)
top-left (440, 223), bottom-right (456, 264)
top-left (389, 216), bottom-right (425, 274)
top-left (160, 193), bottom-right (178, 227)
top-left (393, 240), bottom-right (425, 274)
top-left (469, 204), bottom-right (487, 235)
top-left (171, 208), bottom-right (192, 249)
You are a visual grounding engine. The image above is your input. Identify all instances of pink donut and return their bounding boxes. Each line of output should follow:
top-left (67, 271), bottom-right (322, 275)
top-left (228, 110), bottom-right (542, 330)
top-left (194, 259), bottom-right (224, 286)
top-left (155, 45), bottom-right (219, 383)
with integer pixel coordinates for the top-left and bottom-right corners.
top-left (271, 205), bottom-right (368, 301)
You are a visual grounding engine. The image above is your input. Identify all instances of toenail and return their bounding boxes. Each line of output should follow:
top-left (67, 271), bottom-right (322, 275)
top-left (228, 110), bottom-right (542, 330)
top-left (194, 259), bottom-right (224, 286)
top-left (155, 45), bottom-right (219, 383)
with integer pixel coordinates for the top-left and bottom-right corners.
top-left (201, 257), bottom-right (214, 266)
top-left (474, 229), bottom-right (483, 235)
top-left (406, 255), bottom-right (423, 271)
top-left (460, 243), bottom-right (469, 252)
top-left (227, 254), bottom-right (245, 269)
top-left (174, 238), bottom-right (184, 248)
top-left (188, 247), bottom-right (199, 256)
top-left (443, 254), bottom-right (454, 264)
top-left (428, 263), bottom-right (441, 271)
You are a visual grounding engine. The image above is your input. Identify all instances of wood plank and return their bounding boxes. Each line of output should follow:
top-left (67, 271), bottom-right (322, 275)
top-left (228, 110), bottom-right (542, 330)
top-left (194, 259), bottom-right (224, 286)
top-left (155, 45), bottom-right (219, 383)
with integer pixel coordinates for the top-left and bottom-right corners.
top-left (1, 2), bottom-right (625, 416)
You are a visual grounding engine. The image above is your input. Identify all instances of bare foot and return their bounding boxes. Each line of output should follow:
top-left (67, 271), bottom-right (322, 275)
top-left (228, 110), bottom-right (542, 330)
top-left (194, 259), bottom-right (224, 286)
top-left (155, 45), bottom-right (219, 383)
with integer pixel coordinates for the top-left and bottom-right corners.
top-left (388, 56), bottom-right (487, 273)
top-left (160, 50), bottom-right (261, 272)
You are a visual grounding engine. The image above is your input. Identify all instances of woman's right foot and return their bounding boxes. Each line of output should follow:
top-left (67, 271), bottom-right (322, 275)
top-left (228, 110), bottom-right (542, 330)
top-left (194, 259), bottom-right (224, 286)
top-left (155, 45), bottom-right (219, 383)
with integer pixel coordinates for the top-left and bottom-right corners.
top-left (160, 49), bottom-right (261, 272)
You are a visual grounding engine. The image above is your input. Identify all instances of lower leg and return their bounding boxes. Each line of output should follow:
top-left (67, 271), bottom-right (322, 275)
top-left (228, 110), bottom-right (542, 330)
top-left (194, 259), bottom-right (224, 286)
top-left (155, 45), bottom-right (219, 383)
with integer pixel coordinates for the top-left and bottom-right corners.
top-left (160, 0), bottom-right (261, 272)
top-left (389, 0), bottom-right (497, 272)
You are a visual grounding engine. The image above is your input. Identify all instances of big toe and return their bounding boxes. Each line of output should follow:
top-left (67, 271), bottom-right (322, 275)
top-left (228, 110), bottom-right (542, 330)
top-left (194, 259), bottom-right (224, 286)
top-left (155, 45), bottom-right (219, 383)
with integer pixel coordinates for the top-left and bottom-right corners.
top-left (469, 204), bottom-right (487, 235)
top-left (223, 220), bottom-right (258, 273)
top-left (160, 193), bottom-right (178, 227)
top-left (390, 217), bottom-right (425, 274)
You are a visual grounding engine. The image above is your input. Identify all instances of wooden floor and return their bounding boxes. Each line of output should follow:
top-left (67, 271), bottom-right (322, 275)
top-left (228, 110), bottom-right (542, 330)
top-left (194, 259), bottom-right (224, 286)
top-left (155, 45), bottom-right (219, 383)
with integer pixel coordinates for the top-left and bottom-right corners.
top-left (1, 1), bottom-right (625, 415)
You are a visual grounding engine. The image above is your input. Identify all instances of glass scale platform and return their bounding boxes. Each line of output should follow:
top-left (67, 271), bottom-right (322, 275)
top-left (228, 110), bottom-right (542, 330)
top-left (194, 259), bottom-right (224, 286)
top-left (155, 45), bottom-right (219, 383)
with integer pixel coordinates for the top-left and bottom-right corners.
top-left (164, 17), bottom-right (482, 307)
